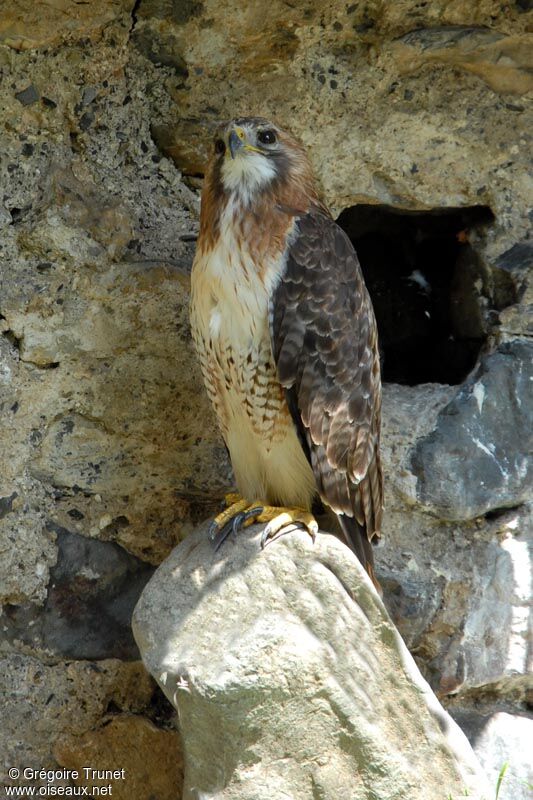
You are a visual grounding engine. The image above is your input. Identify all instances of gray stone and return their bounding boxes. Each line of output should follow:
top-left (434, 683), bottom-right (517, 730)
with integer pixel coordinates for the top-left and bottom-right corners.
top-left (493, 242), bottom-right (533, 334)
top-left (1, 526), bottom-right (154, 660)
top-left (381, 502), bottom-right (533, 696)
top-left (81, 86), bottom-right (98, 106)
top-left (133, 521), bottom-right (490, 800)
top-left (379, 385), bottom-right (532, 696)
top-left (133, 27), bottom-right (189, 76)
top-left (15, 84), bottom-right (39, 105)
top-left (449, 709), bottom-right (533, 800)
top-left (0, 493), bottom-right (17, 520)
top-left (495, 242), bottom-right (533, 276)
top-left (411, 341), bottom-right (533, 521)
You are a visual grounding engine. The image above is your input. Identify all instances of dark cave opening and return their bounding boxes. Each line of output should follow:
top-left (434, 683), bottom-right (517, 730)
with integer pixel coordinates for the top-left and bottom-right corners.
top-left (336, 204), bottom-right (495, 385)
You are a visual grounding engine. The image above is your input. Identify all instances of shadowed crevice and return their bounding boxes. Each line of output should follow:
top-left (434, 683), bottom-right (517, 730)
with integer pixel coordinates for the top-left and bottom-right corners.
top-left (337, 204), bottom-right (496, 386)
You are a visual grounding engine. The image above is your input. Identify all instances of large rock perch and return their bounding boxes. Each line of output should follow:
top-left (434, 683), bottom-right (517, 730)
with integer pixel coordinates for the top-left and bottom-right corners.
top-left (133, 522), bottom-right (489, 800)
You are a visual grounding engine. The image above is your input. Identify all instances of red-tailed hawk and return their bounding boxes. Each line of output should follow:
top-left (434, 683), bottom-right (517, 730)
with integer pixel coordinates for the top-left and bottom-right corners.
top-left (190, 117), bottom-right (383, 585)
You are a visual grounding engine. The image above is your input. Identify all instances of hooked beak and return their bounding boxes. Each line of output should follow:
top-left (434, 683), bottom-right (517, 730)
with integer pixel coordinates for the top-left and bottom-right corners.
top-left (228, 128), bottom-right (245, 160)
top-left (227, 125), bottom-right (262, 159)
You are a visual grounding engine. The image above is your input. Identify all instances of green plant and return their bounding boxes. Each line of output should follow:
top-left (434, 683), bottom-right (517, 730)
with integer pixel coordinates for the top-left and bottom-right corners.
top-left (494, 762), bottom-right (509, 800)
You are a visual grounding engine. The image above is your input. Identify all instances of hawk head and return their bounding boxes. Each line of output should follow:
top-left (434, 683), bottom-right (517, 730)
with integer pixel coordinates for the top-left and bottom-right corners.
top-left (198, 116), bottom-right (326, 253)
top-left (207, 117), bottom-right (318, 207)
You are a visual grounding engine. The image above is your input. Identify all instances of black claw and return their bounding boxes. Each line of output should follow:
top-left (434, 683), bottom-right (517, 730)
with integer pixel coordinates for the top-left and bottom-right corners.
top-left (211, 506), bottom-right (264, 552)
top-left (241, 506), bottom-right (263, 525)
top-left (212, 520), bottom-right (235, 552)
top-left (231, 511), bottom-right (246, 534)
top-left (260, 526), bottom-right (270, 549)
top-left (261, 522), bottom-right (302, 549)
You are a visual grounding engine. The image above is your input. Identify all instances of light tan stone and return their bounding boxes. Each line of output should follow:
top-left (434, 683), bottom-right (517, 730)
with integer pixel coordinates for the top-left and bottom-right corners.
top-left (54, 715), bottom-right (183, 800)
top-left (145, 0), bottom-right (532, 257)
top-left (133, 521), bottom-right (491, 800)
top-left (0, 656), bottom-right (154, 781)
top-left (394, 31), bottom-right (533, 94)
top-left (0, 0), bottom-right (134, 51)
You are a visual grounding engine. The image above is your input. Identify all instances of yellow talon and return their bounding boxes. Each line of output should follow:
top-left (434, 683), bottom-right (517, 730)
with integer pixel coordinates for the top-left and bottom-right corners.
top-left (224, 492), bottom-right (242, 507)
top-left (212, 496), bottom-right (249, 532)
top-left (209, 497), bottom-right (318, 551)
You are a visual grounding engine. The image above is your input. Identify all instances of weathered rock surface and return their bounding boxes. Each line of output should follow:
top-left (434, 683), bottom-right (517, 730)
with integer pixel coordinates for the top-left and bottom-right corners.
top-left (0, 656), bottom-right (154, 782)
top-left (54, 715), bottom-right (183, 800)
top-left (2, 527), bottom-right (154, 660)
top-left (449, 708), bottom-right (533, 800)
top-left (0, 254), bottom-right (227, 568)
top-left (1, 0), bottom-right (531, 792)
top-left (139, 0), bottom-right (532, 257)
top-left (496, 242), bottom-right (533, 339)
top-left (379, 385), bottom-right (532, 696)
top-left (0, 0), bottom-right (134, 51)
top-left (133, 521), bottom-right (490, 800)
top-left (412, 341), bottom-right (533, 520)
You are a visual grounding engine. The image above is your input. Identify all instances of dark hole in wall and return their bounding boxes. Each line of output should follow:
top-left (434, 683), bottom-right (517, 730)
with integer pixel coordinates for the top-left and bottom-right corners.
top-left (336, 204), bottom-right (495, 385)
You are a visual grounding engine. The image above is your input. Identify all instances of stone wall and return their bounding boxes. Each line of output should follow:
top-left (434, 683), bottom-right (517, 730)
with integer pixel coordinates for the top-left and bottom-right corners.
top-left (1, 1), bottom-right (531, 798)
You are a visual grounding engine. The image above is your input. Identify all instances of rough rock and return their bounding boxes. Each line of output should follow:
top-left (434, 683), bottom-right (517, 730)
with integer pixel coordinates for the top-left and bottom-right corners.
top-left (1, 0), bottom-right (531, 793)
top-left (1, 253), bottom-right (228, 566)
top-left (383, 501), bottom-right (532, 695)
top-left (0, 656), bottom-right (154, 782)
top-left (412, 340), bottom-right (532, 520)
top-left (379, 384), bottom-right (532, 696)
top-left (0, 0), bottom-right (134, 51)
top-left (392, 26), bottom-right (533, 95)
top-left (0, 14), bottom-right (230, 593)
top-left (133, 521), bottom-right (490, 800)
top-left (449, 709), bottom-right (533, 800)
top-left (496, 242), bottom-right (533, 339)
top-left (54, 715), bottom-right (183, 800)
top-left (139, 0), bottom-right (532, 258)
top-left (2, 527), bottom-right (154, 660)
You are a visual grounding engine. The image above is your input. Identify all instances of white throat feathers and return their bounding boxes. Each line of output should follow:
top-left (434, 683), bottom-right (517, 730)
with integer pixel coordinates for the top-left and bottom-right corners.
top-left (221, 152), bottom-right (277, 205)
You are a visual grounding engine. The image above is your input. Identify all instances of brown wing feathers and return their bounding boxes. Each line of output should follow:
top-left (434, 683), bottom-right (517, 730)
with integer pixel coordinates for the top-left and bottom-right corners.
top-left (271, 211), bottom-right (383, 567)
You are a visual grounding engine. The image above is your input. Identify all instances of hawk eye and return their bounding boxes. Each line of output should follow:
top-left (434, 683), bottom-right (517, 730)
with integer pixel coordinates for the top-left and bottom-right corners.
top-left (214, 138), bottom-right (226, 155)
top-left (257, 129), bottom-right (276, 145)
